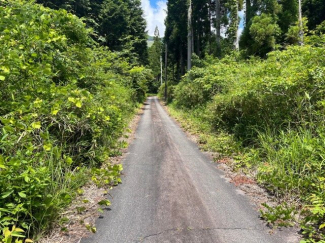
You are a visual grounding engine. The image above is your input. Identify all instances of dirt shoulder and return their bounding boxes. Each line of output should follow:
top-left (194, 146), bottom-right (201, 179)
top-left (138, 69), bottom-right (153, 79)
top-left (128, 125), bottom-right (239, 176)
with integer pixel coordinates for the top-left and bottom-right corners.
top-left (38, 106), bottom-right (144, 243)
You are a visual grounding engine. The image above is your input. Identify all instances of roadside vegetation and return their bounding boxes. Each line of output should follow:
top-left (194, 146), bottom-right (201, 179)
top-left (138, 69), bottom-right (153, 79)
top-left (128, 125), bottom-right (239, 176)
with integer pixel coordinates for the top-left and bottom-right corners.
top-left (162, 36), bottom-right (325, 242)
top-left (0, 0), bottom-right (152, 242)
top-left (161, 0), bottom-right (325, 240)
top-left (1, 0), bottom-right (325, 242)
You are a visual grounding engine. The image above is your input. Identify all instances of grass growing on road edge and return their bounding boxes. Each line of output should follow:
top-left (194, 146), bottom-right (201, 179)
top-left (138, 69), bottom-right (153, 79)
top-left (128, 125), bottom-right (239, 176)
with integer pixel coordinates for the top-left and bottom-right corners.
top-left (167, 43), bottom-right (325, 242)
top-left (166, 104), bottom-right (322, 241)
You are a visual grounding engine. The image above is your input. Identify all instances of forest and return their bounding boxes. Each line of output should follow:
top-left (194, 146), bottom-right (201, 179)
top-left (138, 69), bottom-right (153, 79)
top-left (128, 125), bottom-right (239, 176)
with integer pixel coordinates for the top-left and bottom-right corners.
top-left (0, 0), bottom-right (324, 242)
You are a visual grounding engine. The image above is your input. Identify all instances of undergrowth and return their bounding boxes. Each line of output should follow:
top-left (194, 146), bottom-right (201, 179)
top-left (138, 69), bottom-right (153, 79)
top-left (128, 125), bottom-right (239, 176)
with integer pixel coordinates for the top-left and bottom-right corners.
top-left (170, 33), bottom-right (325, 242)
top-left (0, 1), bottom-right (152, 242)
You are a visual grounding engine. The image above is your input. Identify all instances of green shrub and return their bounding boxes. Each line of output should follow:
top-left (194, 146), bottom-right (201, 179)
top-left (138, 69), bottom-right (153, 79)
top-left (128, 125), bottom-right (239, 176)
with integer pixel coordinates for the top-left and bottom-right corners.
top-left (0, 0), bottom-right (152, 240)
top-left (172, 41), bottom-right (325, 240)
top-left (158, 83), bottom-right (174, 103)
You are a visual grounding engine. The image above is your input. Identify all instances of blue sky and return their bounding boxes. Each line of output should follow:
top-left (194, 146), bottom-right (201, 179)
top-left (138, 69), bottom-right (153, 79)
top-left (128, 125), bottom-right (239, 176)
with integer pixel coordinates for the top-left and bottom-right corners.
top-left (149, 0), bottom-right (159, 8)
top-left (141, 0), bottom-right (167, 36)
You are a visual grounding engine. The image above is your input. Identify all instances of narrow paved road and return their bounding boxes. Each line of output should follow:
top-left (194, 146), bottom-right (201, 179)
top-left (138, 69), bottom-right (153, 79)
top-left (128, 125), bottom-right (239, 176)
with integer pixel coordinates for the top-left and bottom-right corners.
top-left (82, 97), bottom-right (297, 243)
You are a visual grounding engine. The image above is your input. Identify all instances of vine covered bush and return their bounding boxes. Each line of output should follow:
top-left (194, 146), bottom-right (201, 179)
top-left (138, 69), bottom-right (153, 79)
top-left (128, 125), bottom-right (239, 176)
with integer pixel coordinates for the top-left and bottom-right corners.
top-left (0, 0), bottom-right (152, 241)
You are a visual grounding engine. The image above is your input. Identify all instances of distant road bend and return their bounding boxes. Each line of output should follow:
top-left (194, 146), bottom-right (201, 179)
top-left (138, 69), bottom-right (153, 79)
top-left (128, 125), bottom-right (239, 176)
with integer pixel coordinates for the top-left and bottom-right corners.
top-left (82, 97), bottom-right (297, 243)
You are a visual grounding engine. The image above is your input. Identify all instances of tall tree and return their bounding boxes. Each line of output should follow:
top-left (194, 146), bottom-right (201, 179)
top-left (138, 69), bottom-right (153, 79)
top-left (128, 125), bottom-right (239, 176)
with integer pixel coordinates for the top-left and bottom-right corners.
top-left (99, 0), bottom-right (130, 51)
top-left (188, 0), bottom-right (193, 70)
top-left (148, 27), bottom-right (163, 93)
top-left (214, 0), bottom-right (222, 57)
top-left (239, 0), bottom-right (296, 56)
top-left (303, 0), bottom-right (325, 30)
top-left (36, 0), bottom-right (148, 65)
top-left (127, 0), bottom-right (149, 65)
top-left (192, 0), bottom-right (210, 56)
top-left (298, 0), bottom-right (304, 45)
top-left (165, 0), bottom-right (243, 80)
top-left (164, 0), bottom-right (188, 79)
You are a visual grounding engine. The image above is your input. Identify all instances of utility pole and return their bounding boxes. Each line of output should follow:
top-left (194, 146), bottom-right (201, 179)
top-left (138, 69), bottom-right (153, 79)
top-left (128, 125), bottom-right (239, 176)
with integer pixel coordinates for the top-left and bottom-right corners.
top-left (298, 0), bottom-right (304, 46)
top-left (164, 43), bottom-right (168, 102)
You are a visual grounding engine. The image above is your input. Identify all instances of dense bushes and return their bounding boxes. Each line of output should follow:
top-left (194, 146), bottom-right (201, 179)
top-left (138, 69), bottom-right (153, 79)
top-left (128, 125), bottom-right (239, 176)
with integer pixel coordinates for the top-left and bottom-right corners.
top-left (0, 0), bottom-right (152, 241)
top-left (175, 46), bottom-right (325, 140)
top-left (173, 41), bottom-right (325, 241)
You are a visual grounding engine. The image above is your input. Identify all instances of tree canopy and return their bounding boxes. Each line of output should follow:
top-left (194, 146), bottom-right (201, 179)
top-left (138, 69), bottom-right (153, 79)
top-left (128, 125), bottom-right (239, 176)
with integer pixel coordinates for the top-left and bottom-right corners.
top-left (36, 0), bottom-right (148, 65)
top-left (163, 0), bottom-right (325, 81)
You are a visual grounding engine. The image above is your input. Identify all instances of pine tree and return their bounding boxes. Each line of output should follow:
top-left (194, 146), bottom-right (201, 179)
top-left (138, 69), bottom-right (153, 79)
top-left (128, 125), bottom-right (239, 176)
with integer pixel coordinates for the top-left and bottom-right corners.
top-left (127, 0), bottom-right (149, 65)
top-left (148, 27), bottom-right (163, 93)
top-left (164, 0), bottom-right (188, 79)
top-left (99, 0), bottom-right (130, 51)
top-left (36, 0), bottom-right (148, 65)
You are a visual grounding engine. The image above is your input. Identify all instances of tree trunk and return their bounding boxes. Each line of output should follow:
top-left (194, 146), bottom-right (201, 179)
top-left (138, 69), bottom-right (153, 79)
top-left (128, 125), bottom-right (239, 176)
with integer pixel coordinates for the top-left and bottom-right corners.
top-left (196, 33), bottom-right (200, 56)
top-left (180, 49), bottom-right (185, 76)
top-left (208, 3), bottom-right (212, 55)
top-left (160, 56), bottom-right (163, 86)
top-left (215, 0), bottom-right (221, 58)
top-left (231, 0), bottom-right (239, 49)
top-left (298, 0), bottom-right (304, 46)
top-left (187, 0), bottom-right (193, 71)
top-left (246, 0), bottom-right (251, 26)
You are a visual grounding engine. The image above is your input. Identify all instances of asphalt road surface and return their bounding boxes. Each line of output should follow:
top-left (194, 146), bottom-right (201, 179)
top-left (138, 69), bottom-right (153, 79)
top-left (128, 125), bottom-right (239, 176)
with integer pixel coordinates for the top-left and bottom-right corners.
top-left (82, 97), bottom-right (297, 243)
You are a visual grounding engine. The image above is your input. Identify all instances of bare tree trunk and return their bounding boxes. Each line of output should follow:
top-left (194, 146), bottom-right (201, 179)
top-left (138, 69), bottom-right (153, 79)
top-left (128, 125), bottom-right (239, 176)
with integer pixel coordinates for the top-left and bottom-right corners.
top-left (187, 0), bottom-right (193, 71)
top-left (215, 0), bottom-right (221, 58)
top-left (191, 26), bottom-right (194, 53)
top-left (160, 56), bottom-right (163, 86)
top-left (298, 0), bottom-right (304, 46)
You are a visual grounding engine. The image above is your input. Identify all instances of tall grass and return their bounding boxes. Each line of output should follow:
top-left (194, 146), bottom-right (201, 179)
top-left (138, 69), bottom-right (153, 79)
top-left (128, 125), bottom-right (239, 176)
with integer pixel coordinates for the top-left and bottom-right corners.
top-left (171, 41), bottom-right (325, 240)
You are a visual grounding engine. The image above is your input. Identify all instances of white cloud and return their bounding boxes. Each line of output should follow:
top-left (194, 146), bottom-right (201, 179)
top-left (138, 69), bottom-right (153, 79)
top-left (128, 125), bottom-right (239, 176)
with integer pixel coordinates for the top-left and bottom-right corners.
top-left (141, 0), bottom-right (167, 37)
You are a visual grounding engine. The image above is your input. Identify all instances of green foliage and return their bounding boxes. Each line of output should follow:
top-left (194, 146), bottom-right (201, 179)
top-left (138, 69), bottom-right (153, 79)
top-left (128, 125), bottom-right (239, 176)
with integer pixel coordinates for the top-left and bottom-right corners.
top-left (249, 14), bottom-right (281, 56)
top-left (157, 83), bottom-right (174, 103)
top-left (172, 42), bottom-right (325, 240)
top-left (91, 164), bottom-right (123, 187)
top-left (0, 0), bottom-right (152, 241)
top-left (302, 193), bottom-right (325, 241)
top-left (99, 0), bottom-right (148, 65)
top-left (240, 0), bottom-right (299, 57)
top-left (303, 0), bottom-right (325, 30)
top-left (164, 0), bottom-right (242, 80)
top-left (36, 0), bottom-right (149, 65)
top-left (286, 17), bottom-right (309, 45)
top-left (1, 226), bottom-right (33, 243)
top-left (260, 202), bottom-right (296, 227)
top-left (173, 53), bottom-right (241, 109)
top-left (148, 27), bottom-right (163, 93)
